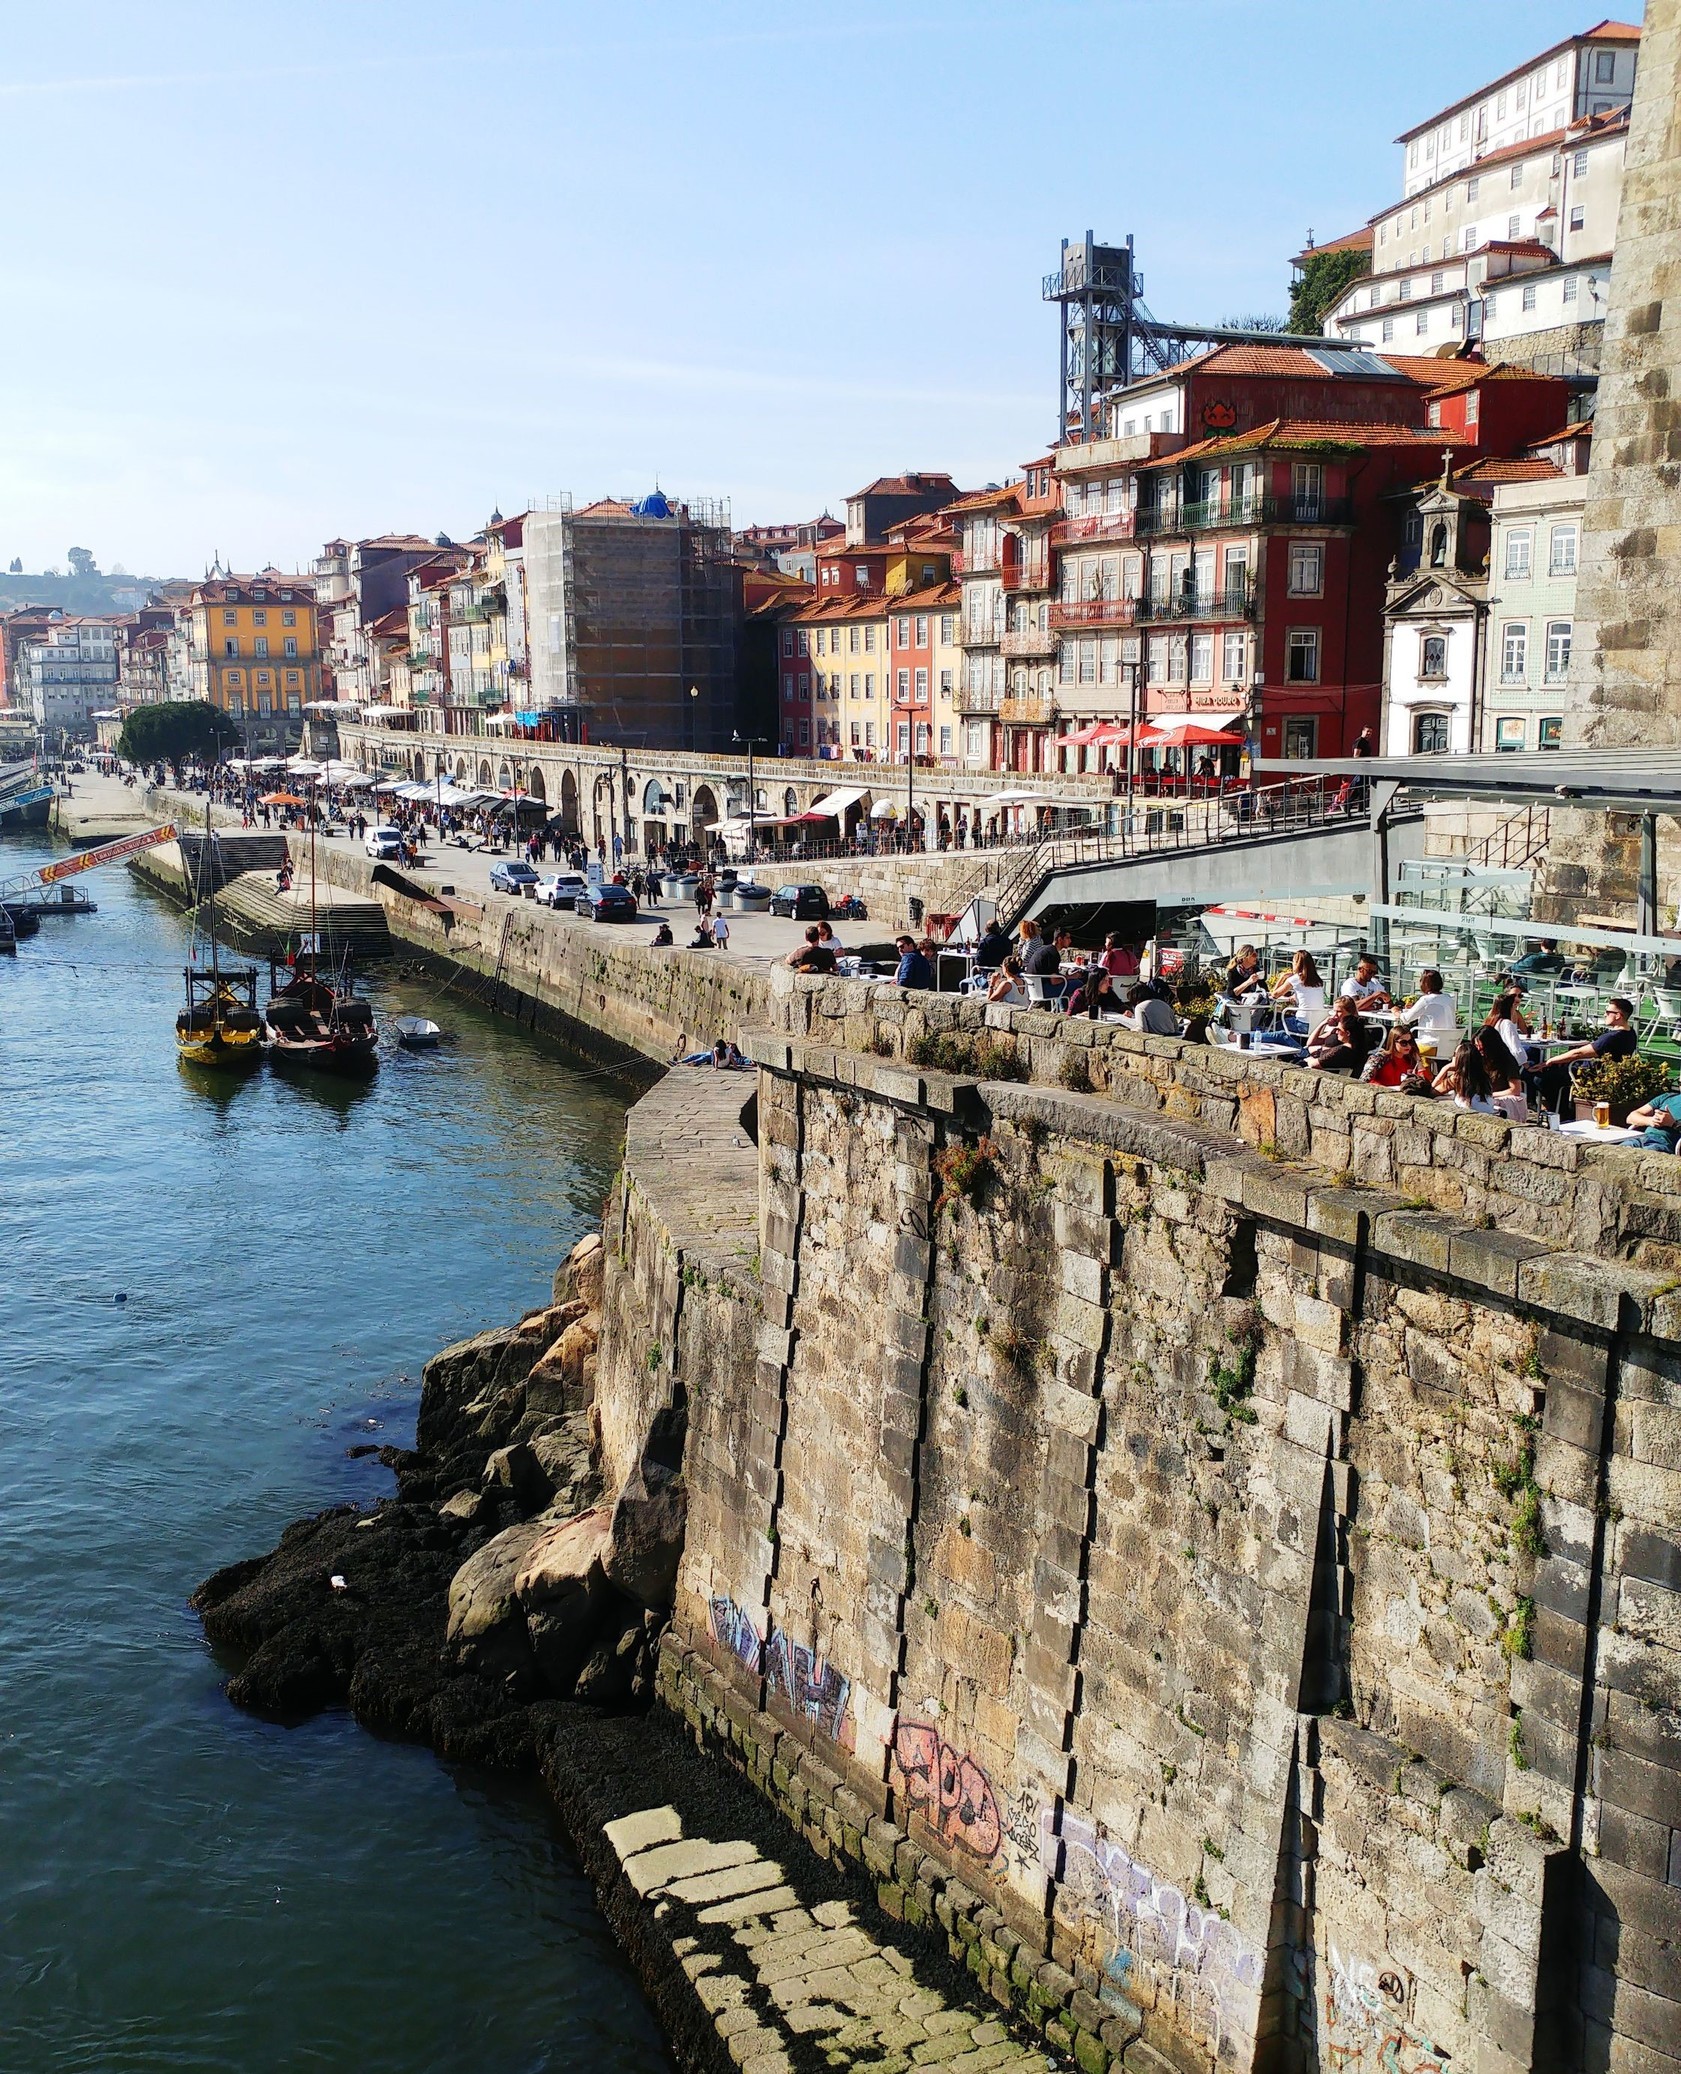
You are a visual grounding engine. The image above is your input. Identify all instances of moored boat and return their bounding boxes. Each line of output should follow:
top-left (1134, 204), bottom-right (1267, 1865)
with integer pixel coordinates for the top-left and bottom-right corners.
top-left (176, 810), bottom-right (264, 1069)
top-left (393, 1015), bottom-right (441, 1048)
top-left (265, 956), bottom-right (379, 1075)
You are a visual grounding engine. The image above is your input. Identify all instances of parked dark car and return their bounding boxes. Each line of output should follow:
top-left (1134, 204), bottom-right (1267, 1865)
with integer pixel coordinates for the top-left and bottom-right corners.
top-left (578, 883), bottom-right (639, 922)
top-left (769, 883), bottom-right (830, 920)
top-left (489, 859), bottom-right (541, 895)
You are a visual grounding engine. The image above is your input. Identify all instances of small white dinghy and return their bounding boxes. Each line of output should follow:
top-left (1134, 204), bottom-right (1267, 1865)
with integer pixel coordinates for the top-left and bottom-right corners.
top-left (393, 1015), bottom-right (442, 1049)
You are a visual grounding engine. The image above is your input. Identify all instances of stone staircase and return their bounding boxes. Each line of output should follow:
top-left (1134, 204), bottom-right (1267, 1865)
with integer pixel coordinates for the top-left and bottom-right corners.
top-left (212, 869), bottom-right (392, 959)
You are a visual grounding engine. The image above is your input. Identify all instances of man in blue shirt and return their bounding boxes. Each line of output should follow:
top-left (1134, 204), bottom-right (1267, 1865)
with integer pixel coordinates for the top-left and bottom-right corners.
top-left (1628, 1090), bottom-right (1681, 1152)
top-left (894, 935), bottom-right (934, 990)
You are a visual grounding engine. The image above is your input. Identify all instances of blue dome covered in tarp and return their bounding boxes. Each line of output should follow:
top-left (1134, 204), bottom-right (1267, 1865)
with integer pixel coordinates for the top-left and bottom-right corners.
top-left (631, 490), bottom-right (672, 519)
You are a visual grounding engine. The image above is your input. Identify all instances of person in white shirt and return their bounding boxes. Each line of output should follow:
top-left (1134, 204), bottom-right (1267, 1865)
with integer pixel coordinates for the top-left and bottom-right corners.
top-left (1338, 955), bottom-right (1390, 1009)
top-left (1397, 968), bottom-right (1458, 1039)
top-left (1270, 949), bottom-right (1326, 1035)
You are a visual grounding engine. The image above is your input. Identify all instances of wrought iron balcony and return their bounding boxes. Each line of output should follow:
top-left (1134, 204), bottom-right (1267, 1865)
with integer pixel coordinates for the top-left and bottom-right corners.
top-left (1000, 562), bottom-right (1050, 592)
top-left (1000, 625), bottom-right (1057, 658)
top-left (1135, 582), bottom-right (1257, 623)
top-left (999, 695), bottom-right (1054, 726)
top-left (1136, 493), bottom-right (1353, 536)
top-left (1049, 597), bottom-right (1139, 630)
top-left (1050, 509), bottom-right (1137, 546)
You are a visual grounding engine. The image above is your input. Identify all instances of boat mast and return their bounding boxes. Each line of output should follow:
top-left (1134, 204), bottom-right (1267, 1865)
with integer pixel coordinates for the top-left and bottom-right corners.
top-left (205, 802), bottom-right (221, 985)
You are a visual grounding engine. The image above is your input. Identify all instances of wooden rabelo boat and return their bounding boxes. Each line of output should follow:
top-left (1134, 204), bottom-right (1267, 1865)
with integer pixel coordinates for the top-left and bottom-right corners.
top-left (176, 811), bottom-right (264, 1068)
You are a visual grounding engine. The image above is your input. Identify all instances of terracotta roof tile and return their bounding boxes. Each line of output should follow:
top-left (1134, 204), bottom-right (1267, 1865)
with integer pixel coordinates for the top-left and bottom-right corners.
top-left (1161, 417), bottom-right (1476, 463)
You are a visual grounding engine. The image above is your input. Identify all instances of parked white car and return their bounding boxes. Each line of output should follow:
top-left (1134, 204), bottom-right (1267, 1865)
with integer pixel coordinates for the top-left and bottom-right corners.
top-left (538, 871), bottom-right (589, 910)
top-left (365, 826), bottom-right (405, 860)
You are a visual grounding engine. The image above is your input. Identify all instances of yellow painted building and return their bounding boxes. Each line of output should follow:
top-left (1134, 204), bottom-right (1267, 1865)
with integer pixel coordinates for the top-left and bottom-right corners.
top-left (188, 574), bottom-right (321, 752)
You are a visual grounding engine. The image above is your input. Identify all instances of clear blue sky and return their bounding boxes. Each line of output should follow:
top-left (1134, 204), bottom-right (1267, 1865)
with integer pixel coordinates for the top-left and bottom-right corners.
top-left (0, 0), bottom-right (1634, 576)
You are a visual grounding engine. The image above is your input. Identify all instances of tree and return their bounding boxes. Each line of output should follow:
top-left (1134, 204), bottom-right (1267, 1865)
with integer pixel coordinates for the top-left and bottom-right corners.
top-left (1288, 248), bottom-right (1372, 336)
top-left (1220, 313), bottom-right (1289, 333)
top-left (67, 547), bottom-right (98, 578)
top-left (118, 700), bottom-right (239, 771)
top-left (7, 559), bottom-right (19, 575)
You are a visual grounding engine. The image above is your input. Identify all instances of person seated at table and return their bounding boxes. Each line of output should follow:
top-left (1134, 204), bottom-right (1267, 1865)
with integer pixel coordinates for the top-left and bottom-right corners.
top-left (1627, 1089), bottom-right (1681, 1152)
top-left (1433, 1039), bottom-right (1499, 1113)
top-left (986, 954), bottom-right (1027, 1007)
top-left (1270, 949), bottom-right (1326, 1035)
top-left (1528, 996), bottom-right (1637, 1121)
top-left (1484, 989), bottom-right (1539, 1071)
top-left (1396, 968), bottom-right (1457, 1040)
top-left (1304, 998), bottom-right (1374, 1076)
top-left (786, 924), bottom-right (836, 973)
top-left (1362, 1025), bottom-right (1430, 1090)
top-left (893, 934), bottom-right (934, 990)
top-left (1065, 965), bottom-right (1117, 1020)
top-left (1021, 926), bottom-right (1071, 980)
top-left (1338, 954), bottom-right (1390, 1010)
top-left (974, 917), bottom-right (1011, 971)
top-left (1101, 932), bottom-right (1141, 981)
top-left (1119, 983), bottom-right (1178, 1036)
top-left (1223, 943), bottom-right (1266, 999)
top-left (1509, 938), bottom-right (1566, 985)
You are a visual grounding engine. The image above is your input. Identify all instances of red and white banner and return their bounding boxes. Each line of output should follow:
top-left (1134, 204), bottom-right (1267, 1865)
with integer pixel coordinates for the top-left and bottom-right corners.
top-left (37, 824), bottom-right (177, 884)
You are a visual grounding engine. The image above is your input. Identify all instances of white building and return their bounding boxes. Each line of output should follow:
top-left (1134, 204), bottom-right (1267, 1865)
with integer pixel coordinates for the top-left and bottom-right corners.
top-left (1311, 22), bottom-right (1639, 368)
top-left (1397, 21), bottom-right (1639, 197)
top-left (1483, 467), bottom-right (1589, 753)
top-left (21, 619), bottom-right (120, 738)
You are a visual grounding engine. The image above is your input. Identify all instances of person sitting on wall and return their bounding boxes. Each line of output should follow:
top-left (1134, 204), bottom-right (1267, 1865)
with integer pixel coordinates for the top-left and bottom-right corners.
top-left (689, 920), bottom-right (716, 949)
top-left (787, 924), bottom-right (836, 974)
top-left (650, 921), bottom-right (674, 947)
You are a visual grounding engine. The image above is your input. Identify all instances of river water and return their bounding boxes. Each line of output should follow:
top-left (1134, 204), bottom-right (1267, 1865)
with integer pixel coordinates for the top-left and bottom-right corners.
top-left (0, 832), bottom-right (670, 2073)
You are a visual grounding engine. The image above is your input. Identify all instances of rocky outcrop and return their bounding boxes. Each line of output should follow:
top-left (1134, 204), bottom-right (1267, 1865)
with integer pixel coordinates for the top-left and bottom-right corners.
top-left (194, 1226), bottom-right (688, 1749)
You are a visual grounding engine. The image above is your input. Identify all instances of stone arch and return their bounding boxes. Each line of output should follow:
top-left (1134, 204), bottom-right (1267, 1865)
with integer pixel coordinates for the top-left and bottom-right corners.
top-left (411, 749), bottom-right (426, 778)
top-left (691, 782), bottom-right (719, 834)
top-left (784, 787), bottom-right (798, 816)
top-left (478, 760), bottom-right (492, 787)
top-left (497, 761), bottom-right (512, 792)
top-left (561, 768), bottom-right (579, 830)
top-left (434, 751), bottom-right (450, 779)
top-left (454, 757), bottom-right (468, 782)
top-left (643, 777), bottom-right (671, 813)
top-left (527, 766), bottom-right (546, 803)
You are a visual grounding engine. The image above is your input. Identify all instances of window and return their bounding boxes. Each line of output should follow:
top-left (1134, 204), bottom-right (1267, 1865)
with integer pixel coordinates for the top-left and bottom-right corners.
top-left (1539, 716), bottom-right (1564, 750)
top-left (864, 671), bottom-right (874, 699)
top-left (795, 629), bottom-right (808, 655)
top-left (282, 609), bottom-right (296, 627)
top-left (1190, 634), bottom-right (1213, 682)
top-left (1500, 623), bottom-right (1528, 683)
top-left (226, 669), bottom-right (243, 687)
top-left (1381, 318), bottom-right (1396, 342)
top-left (257, 692), bottom-right (272, 715)
top-left (1399, 278), bottom-right (1412, 302)
top-left (1431, 271), bottom-right (1444, 294)
top-left (1595, 50), bottom-right (1615, 82)
top-left (284, 670), bottom-right (299, 686)
top-left (940, 613), bottom-right (955, 646)
top-left (1569, 205), bottom-right (1585, 232)
top-left (1466, 176), bottom-right (1480, 201)
top-left (1413, 711), bottom-right (1451, 753)
top-left (286, 693), bottom-right (301, 714)
top-left (813, 628), bottom-right (825, 656)
top-left (849, 722), bottom-right (861, 747)
top-left (1507, 215), bottom-right (1521, 239)
top-left (222, 608), bottom-right (237, 625)
top-left (252, 608), bottom-right (267, 627)
top-left (223, 638), bottom-right (238, 658)
top-left (1495, 718), bottom-right (1526, 752)
top-left (1496, 91), bottom-right (1507, 117)
top-left (914, 614), bottom-right (928, 645)
top-left (1416, 310), bottom-right (1429, 335)
top-left (1505, 529), bottom-right (1533, 579)
top-left (1510, 163), bottom-right (1523, 189)
top-left (939, 669), bottom-right (953, 698)
top-left (1286, 628), bottom-right (1320, 683)
top-left (798, 720), bottom-right (810, 747)
top-left (896, 616), bottom-right (909, 648)
top-left (1563, 274), bottom-right (1579, 305)
top-left (1146, 634), bottom-right (1169, 684)
top-left (781, 674), bottom-right (794, 702)
top-left (1463, 228), bottom-right (1476, 253)
top-left (914, 668), bottom-right (928, 701)
top-left (1549, 524), bottom-right (1578, 575)
top-left (1222, 631), bottom-right (1246, 680)
top-left (1288, 542), bottom-right (1323, 596)
top-left (895, 722), bottom-right (910, 760)
top-left (1283, 716), bottom-right (1317, 759)
top-left (864, 625), bottom-right (875, 652)
top-left (1573, 150), bottom-right (1588, 177)
top-left (895, 669), bottom-right (909, 702)
top-left (939, 725), bottom-right (952, 755)
top-left (847, 672), bottom-right (859, 700)
top-left (253, 636), bottom-right (269, 657)
top-left (1421, 634), bottom-right (1447, 679)
top-left (864, 722), bottom-right (876, 748)
top-left (797, 672), bottom-right (810, 700)
top-left (1545, 619), bottom-right (1573, 681)
top-left (1521, 283), bottom-right (1537, 311)
top-left (914, 722), bottom-right (929, 757)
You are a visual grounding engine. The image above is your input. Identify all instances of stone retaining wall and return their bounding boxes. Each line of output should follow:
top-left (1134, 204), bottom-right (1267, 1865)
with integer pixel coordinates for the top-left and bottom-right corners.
top-left (610, 1039), bottom-right (1681, 2074)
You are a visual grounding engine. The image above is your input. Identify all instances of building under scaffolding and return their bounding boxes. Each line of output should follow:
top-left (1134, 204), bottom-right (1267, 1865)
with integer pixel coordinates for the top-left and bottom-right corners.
top-left (523, 491), bottom-right (739, 751)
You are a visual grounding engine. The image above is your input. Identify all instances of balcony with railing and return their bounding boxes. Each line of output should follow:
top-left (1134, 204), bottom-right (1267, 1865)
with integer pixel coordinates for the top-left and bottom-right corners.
top-left (957, 684), bottom-right (1000, 715)
top-left (1136, 493), bottom-right (1355, 537)
top-left (998, 695), bottom-right (1054, 727)
top-left (1136, 581), bottom-right (1257, 624)
top-left (1000, 561), bottom-right (1050, 593)
top-left (1000, 624), bottom-right (1057, 658)
top-left (1049, 596), bottom-right (1139, 630)
top-left (1050, 509), bottom-right (1137, 547)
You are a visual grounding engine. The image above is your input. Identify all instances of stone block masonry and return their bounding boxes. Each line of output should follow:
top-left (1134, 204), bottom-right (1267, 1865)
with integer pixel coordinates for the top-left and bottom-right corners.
top-left (612, 1042), bottom-right (1681, 2074)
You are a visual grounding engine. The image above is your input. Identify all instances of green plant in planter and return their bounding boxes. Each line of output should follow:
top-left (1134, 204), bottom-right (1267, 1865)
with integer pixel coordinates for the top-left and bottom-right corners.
top-left (1570, 1051), bottom-right (1675, 1122)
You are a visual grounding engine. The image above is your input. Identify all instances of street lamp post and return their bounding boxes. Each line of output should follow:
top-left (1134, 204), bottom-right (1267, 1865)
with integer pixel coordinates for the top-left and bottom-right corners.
top-left (732, 730), bottom-right (765, 862)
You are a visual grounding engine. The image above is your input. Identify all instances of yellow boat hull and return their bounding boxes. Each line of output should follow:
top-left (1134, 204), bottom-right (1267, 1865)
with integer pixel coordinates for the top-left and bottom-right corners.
top-left (176, 1028), bottom-right (265, 1069)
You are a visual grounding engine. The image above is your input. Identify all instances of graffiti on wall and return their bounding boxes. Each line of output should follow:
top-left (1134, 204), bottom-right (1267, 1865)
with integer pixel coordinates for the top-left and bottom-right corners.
top-left (891, 1721), bottom-right (1003, 1862)
top-left (1324, 1945), bottom-right (1447, 2074)
top-left (1045, 1808), bottom-right (1263, 2054)
top-left (707, 1596), bottom-right (854, 1746)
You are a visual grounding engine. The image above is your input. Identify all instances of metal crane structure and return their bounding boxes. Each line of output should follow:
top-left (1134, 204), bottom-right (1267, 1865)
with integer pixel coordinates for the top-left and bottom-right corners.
top-left (1043, 231), bottom-right (1340, 445)
top-left (0, 822), bottom-right (177, 910)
